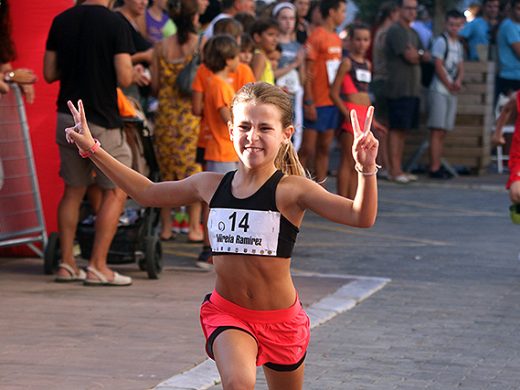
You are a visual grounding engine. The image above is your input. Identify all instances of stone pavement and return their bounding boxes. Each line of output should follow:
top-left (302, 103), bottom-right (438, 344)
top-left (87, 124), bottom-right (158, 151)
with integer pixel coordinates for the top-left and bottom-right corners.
top-left (2, 171), bottom-right (520, 389)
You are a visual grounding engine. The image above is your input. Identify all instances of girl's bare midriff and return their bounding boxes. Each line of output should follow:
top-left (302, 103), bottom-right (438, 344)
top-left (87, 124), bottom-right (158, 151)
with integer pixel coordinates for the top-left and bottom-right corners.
top-left (345, 90), bottom-right (372, 106)
top-left (213, 255), bottom-right (296, 310)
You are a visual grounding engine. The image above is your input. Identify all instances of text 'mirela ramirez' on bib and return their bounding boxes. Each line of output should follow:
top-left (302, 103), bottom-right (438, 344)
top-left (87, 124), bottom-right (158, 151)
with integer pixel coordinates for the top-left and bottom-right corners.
top-left (209, 208), bottom-right (281, 256)
top-left (208, 170), bottom-right (299, 258)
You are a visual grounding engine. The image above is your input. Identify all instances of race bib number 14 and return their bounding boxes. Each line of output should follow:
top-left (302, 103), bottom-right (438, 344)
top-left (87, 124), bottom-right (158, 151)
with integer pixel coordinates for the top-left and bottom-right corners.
top-left (208, 208), bottom-right (280, 256)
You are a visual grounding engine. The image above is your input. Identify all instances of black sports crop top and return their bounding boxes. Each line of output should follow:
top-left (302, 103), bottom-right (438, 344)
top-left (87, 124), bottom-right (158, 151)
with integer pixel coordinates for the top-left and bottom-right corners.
top-left (208, 170), bottom-right (299, 258)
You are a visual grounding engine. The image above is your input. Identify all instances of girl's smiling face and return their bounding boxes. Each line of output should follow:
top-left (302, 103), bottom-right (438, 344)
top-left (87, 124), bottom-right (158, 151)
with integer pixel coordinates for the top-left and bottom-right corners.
top-left (229, 102), bottom-right (293, 169)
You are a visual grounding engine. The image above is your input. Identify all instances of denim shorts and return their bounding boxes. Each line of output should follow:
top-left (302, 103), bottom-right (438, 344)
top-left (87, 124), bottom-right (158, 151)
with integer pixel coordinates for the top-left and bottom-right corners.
top-left (303, 105), bottom-right (340, 133)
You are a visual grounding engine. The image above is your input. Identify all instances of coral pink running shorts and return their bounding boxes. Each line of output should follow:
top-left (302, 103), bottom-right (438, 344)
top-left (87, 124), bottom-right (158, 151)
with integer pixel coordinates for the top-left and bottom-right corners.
top-left (342, 101), bottom-right (369, 135)
top-left (199, 290), bottom-right (310, 371)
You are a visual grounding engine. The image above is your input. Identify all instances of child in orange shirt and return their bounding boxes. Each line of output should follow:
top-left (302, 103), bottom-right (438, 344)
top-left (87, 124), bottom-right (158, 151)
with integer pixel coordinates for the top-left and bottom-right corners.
top-left (202, 35), bottom-right (240, 170)
top-left (191, 35), bottom-right (241, 268)
top-left (300, 0), bottom-right (345, 183)
top-left (330, 23), bottom-right (387, 199)
top-left (192, 18), bottom-right (255, 167)
top-left (250, 18), bottom-right (280, 85)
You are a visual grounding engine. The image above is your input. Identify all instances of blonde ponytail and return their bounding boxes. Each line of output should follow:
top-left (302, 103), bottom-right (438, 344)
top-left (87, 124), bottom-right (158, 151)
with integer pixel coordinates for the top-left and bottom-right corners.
top-left (275, 141), bottom-right (306, 177)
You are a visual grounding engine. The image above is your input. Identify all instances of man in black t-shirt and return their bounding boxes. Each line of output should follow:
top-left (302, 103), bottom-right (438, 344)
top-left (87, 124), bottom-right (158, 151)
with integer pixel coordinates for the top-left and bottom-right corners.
top-left (43, 0), bottom-right (136, 286)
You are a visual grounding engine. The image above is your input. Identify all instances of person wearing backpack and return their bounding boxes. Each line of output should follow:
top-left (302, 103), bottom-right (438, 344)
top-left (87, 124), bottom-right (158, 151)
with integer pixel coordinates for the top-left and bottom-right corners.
top-left (426, 9), bottom-right (465, 179)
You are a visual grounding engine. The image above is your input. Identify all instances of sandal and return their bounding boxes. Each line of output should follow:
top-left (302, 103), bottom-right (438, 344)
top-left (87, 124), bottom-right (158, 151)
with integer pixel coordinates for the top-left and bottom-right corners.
top-left (390, 174), bottom-right (410, 184)
top-left (83, 266), bottom-right (132, 286)
top-left (55, 263), bottom-right (87, 283)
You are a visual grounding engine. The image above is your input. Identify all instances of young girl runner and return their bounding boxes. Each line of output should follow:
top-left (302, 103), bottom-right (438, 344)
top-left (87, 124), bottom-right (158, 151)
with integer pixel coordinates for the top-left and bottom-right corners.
top-left (63, 82), bottom-right (379, 389)
top-left (330, 23), bottom-right (387, 199)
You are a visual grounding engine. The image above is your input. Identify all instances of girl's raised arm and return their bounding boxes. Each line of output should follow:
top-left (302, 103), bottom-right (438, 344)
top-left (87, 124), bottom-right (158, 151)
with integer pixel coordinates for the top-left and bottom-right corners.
top-left (64, 100), bottom-right (210, 208)
top-left (294, 108), bottom-right (379, 228)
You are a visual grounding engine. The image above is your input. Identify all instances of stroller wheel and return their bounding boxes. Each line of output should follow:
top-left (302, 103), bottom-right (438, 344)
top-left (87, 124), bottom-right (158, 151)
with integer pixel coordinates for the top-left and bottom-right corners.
top-left (145, 235), bottom-right (162, 279)
top-left (44, 232), bottom-right (61, 275)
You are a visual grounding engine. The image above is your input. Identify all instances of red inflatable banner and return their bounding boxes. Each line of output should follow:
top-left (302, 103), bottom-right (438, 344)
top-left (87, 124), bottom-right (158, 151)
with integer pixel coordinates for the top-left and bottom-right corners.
top-left (5, 0), bottom-right (73, 255)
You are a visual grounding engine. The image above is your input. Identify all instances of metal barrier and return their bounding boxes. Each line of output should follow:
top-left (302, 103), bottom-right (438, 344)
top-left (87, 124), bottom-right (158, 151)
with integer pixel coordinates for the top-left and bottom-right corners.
top-left (0, 84), bottom-right (47, 257)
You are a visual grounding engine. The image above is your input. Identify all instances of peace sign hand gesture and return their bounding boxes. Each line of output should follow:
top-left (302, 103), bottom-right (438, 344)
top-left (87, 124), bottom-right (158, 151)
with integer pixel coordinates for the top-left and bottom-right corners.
top-left (64, 100), bottom-right (96, 154)
top-left (350, 106), bottom-right (379, 172)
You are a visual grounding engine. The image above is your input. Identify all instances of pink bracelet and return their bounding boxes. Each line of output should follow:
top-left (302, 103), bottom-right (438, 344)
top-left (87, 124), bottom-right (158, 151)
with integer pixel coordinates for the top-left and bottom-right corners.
top-left (79, 139), bottom-right (101, 158)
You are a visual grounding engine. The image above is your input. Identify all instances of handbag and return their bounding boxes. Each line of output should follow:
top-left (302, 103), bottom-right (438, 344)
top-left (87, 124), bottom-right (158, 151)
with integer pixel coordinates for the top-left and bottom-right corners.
top-left (175, 34), bottom-right (202, 96)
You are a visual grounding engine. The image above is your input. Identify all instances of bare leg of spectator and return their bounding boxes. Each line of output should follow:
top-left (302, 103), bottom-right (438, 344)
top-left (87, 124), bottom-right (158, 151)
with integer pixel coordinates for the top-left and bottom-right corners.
top-left (315, 130), bottom-right (334, 183)
top-left (374, 131), bottom-right (390, 177)
top-left (87, 184), bottom-right (103, 213)
top-left (188, 202), bottom-right (203, 242)
top-left (429, 128), bottom-right (446, 173)
top-left (88, 187), bottom-right (127, 279)
top-left (337, 131), bottom-right (356, 198)
top-left (57, 185), bottom-right (87, 277)
top-left (298, 129), bottom-right (317, 174)
top-left (389, 129), bottom-right (406, 178)
top-left (159, 207), bottom-right (174, 240)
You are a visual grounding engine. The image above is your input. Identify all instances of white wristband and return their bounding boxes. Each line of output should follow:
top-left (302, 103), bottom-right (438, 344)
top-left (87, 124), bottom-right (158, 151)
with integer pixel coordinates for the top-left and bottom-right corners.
top-left (355, 164), bottom-right (381, 176)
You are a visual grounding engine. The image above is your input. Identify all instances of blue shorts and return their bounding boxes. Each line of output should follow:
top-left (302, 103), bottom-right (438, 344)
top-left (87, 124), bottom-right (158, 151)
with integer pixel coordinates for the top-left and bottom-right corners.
top-left (388, 97), bottom-right (420, 130)
top-left (304, 105), bottom-right (339, 133)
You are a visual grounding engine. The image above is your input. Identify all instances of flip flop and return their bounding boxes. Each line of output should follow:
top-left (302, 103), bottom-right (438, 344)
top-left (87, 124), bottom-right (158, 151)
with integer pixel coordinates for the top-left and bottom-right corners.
top-left (83, 266), bottom-right (132, 286)
top-left (55, 263), bottom-right (87, 283)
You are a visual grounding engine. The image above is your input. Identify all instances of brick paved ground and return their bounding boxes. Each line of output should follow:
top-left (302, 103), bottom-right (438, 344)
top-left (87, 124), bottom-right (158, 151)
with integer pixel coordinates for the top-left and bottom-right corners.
top-left (2, 172), bottom-right (520, 389)
top-left (209, 174), bottom-right (520, 389)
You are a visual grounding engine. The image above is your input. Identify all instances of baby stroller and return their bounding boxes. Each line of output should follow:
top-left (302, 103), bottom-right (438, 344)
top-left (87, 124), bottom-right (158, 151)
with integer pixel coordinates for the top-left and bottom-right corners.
top-left (44, 92), bottom-right (163, 279)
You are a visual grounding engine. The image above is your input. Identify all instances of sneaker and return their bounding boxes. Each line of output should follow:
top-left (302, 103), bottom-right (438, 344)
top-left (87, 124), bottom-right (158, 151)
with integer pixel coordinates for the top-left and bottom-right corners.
top-left (440, 165), bottom-right (455, 178)
top-left (196, 246), bottom-right (213, 270)
top-left (510, 204), bottom-right (520, 224)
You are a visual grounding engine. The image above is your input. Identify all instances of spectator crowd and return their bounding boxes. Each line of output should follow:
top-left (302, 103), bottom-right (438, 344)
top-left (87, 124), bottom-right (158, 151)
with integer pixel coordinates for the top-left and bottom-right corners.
top-left (3, 0), bottom-right (520, 274)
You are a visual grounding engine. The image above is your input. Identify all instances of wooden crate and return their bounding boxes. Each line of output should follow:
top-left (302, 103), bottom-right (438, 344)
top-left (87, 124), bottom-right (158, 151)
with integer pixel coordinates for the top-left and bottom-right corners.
top-left (403, 61), bottom-right (495, 174)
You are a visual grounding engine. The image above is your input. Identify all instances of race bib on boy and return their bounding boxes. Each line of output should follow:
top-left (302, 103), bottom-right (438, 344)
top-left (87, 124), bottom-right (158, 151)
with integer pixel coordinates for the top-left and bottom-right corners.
top-left (208, 208), bottom-right (280, 256)
top-left (355, 68), bottom-right (372, 83)
top-left (277, 69), bottom-right (300, 94)
top-left (326, 59), bottom-right (341, 85)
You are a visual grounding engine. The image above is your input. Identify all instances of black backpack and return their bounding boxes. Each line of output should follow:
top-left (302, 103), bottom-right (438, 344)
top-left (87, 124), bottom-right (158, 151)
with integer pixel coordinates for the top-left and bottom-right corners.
top-left (421, 34), bottom-right (448, 88)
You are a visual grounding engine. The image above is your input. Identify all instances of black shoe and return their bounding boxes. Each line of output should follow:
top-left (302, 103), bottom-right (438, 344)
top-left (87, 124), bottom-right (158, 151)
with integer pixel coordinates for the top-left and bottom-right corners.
top-left (428, 168), bottom-right (450, 179)
top-left (439, 165), bottom-right (455, 178)
top-left (196, 246), bottom-right (213, 270)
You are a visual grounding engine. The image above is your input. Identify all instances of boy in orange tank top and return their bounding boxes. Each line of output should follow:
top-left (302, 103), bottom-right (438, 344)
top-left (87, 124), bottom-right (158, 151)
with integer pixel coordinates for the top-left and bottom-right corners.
top-left (299, 0), bottom-right (346, 183)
